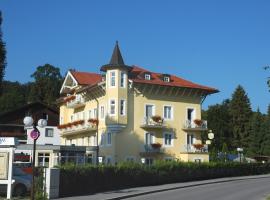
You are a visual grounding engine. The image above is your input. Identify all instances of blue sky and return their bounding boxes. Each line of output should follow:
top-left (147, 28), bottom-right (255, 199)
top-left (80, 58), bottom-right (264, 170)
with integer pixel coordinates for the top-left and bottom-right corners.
top-left (0, 0), bottom-right (269, 112)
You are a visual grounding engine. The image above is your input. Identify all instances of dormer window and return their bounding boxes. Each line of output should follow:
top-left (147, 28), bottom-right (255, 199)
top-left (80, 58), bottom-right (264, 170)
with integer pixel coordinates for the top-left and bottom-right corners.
top-left (145, 73), bottom-right (151, 80)
top-left (163, 74), bottom-right (170, 82)
top-left (164, 76), bottom-right (170, 82)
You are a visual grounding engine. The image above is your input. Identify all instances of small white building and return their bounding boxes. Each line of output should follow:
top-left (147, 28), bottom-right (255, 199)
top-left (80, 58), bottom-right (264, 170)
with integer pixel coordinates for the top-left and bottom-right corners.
top-left (26, 126), bottom-right (60, 146)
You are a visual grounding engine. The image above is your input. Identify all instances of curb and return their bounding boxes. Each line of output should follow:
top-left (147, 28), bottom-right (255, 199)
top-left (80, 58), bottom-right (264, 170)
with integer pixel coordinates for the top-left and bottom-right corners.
top-left (105, 174), bottom-right (270, 200)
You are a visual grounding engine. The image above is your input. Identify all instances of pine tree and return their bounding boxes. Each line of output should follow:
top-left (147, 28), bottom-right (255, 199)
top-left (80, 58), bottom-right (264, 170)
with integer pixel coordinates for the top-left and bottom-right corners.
top-left (206, 99), bottom-right (233, 151)
top-left (248, 109), bottom-right (264, 156)
top-left (0, 11), bottom-right (6, 95)
top-left (230, 85), bottom-right (252, 150)
top-left (261, 105), bottom-right (270, 155)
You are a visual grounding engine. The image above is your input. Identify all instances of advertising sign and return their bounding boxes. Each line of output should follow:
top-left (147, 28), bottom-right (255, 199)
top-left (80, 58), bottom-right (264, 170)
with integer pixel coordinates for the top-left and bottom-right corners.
top-left (0, 152), bottom-right (9, 180)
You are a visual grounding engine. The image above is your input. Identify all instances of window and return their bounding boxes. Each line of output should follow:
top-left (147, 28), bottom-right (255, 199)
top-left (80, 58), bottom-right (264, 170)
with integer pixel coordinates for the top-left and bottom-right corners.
top-left (164, 106), bottom-right (173, 120)
top-left (120, 71), bottom-right (126, 87)
top-left (145, 158), bottom-right (153, 166)
top-left (164, 76), bottom-right (170, 82)
top-left (100, 133), bottom-right (105, 146)
top-left (110, 71), bottom-right (116, 87)
top-left (145, 105), bottom-right (154, 118)
top-left (100, 106), bottom-right (105, 119)
top-left (120, 100), bottom-right (126, 116)
top-left (38, 153), bottom-right (50, 167)
top-left (126, 156), bottom-right (135, 162)
top-left (145, 73), bottom-right (151, 80)
top-left (110, 99), bottom-right (116, 115)
top-left (106, 156), bottom-right (112, 165)
top-left (45, 128), bottom-right (54, 137)
top-left (187, 134), bottom-right (195, 145)
top-left (145, 132), bottom-right (154, 145)
top-left (70, 115), bottom-right (74, 122)
top-left (164, 133), bottom-right (173, 147)
top-left (187, 108), bottom-right (195, 121)
top-left (107, 132), bottom-right (112, 145)
top-left (165, 157), bottom-right (173, 162)
top-left (82, 112), bottom-right (85, 120)
top-left (88, 110), bottom-right (92, 119)
top-left (93, 108), bottom-right (97, 118)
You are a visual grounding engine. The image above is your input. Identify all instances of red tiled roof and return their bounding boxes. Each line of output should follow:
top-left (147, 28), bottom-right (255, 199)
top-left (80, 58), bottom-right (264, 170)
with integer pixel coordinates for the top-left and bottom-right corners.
top-left (71, 71), bottom-right (102, 85)
top-left (130, 66), bottom-right (218, 93)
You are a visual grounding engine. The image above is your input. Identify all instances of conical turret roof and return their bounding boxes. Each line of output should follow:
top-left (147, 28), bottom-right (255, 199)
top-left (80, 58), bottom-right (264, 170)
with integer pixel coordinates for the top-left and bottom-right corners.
top-left (100, 41), bottom-right (131, 72)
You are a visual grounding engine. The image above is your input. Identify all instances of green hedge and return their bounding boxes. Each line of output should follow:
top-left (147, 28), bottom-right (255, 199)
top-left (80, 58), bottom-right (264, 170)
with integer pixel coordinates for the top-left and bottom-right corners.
top-left (58, 162), bottom-right (270, 197)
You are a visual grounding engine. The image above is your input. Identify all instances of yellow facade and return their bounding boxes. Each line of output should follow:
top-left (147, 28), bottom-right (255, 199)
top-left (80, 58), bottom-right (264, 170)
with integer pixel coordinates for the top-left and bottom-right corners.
top-left (58, 43), bottom-right (217, 164)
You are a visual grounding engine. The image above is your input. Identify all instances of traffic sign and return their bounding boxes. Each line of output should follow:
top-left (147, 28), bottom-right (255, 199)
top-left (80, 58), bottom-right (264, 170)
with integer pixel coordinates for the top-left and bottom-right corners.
top-left (30, 130), bottom-right (40, 140)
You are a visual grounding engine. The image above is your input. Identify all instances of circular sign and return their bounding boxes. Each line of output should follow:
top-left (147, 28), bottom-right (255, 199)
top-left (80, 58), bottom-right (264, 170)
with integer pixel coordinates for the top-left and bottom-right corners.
top-left (30, 130), bottom-right (40, 140)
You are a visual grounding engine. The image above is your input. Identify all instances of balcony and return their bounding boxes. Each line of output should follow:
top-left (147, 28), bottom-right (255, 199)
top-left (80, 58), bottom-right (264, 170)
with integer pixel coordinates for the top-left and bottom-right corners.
top-left (66, 95), bottom-right (86, 109)
top-left (140, 144), bottom-right (164, 156)
top-left (140, 117), bottom-right (167, 129)
top-left (181, 144), bottom-right (208, 153)
top-left (58, 120), bottom-right (97, 136)
top-left (182, 119), bottom-right (208, 131)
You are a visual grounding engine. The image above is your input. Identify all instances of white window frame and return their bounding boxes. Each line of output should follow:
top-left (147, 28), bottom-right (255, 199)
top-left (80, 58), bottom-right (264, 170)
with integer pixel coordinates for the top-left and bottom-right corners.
top-left (164, 76), bottom-right (170, 82)
top-left (109, 71), bottom-right (116, 87)
top-left (109, 99), bottom-right (116, 116)
top-left (100, 105), bottom-right (105, 120)
top-left (163, 132), bottom-right (174, 147)
top-left (45, 128), bottom-right (54, 137)
top-left (163, 105), bottom-right (173, 120)
top-left (120, 71), bottom-right (126, 88)
top-left (120, 99), bottom-right (126, 116)
top-left (144, 104), bottom-right (156, 118)
top-left (145, 132), bottom-right (155, 145)
top-left (60, 116), bottom-right (64, 125)
top-left (145, 73), bottom-right (151, 80)
top-left (88, 110), bottom-right (92, 119)
top-left (186, 107), bottom-right (196, 121)
top-left (107, 132), bottom-right (112, 146)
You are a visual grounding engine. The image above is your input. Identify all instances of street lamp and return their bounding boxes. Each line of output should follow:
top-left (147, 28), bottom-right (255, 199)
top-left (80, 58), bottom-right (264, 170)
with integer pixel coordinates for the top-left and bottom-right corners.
top-left (23, 116), bottom-right (47, 200)
top-left (237, 148), bottom-right (244, 163)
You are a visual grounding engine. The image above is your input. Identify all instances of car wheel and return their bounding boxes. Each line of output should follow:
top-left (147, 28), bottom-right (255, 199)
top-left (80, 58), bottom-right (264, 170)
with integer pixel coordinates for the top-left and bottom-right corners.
top-left (14, 184), bottom-right (27, 196)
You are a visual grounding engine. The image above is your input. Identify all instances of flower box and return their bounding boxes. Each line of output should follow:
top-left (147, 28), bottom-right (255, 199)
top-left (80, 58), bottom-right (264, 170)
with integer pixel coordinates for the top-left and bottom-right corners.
top-left (151, 115), bottom-right (163, 123)
top-left (193, 144), bottom-right (204, 150)
top-left (193, 119), bottom-right (203, 126)
top-left (88, 118), bottom-right (99, 126)
top-left (151, 143), bottom-right (162, 149)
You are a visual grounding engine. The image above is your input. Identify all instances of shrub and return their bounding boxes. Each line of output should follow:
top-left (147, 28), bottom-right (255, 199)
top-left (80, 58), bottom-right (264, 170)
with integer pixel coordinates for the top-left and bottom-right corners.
top-left (58, 162), bottom-right (270, 198)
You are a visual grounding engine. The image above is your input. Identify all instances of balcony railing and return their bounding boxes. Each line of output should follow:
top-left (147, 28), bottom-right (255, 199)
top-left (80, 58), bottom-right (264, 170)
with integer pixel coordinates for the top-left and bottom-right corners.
top-left (58, 120), bottom-right (97, 136)
top-left (66, 95), bottom-right (86, 109)
top-left (182, 119), bottom-right (207, 131)
top-left (140, 117), bottom-right (167, 129)
top-left (181, 144), bottom-right (208, 153)
top-left (140, 144), bottom-right (164, 155)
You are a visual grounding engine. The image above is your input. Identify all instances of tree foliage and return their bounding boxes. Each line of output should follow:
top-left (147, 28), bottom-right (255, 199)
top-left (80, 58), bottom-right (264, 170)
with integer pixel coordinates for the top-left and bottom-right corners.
top-left (0, 64), bottom-right (63, 114)
top-left (0, 11), bottom-right (7, 95)
top-left (230, 85), bottom-right (252, 149)
top-left (28, 64), bottom-right (63, 106)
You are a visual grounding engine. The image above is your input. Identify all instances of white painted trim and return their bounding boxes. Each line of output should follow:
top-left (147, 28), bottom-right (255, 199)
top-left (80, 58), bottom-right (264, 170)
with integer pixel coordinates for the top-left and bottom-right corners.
top-left (120, 99), bottom-right (126, 116)
top-left (186, 107), bottom-right (196, 121)
top-left (60, 71), bottom-right (78, 94)
top-left (163, 132), bottom-right (174, 147)
top-left (120, 71), bottom-right (126, 88)
top-left (108, 70), bottom-right (117, 88)
top-left (108, 99), bottom-right (117, 116)
top-left (144, 103), bottom-right (156, 118)
top-left (144, 131), bottom-right (155, 144)
top-left (163, 105), bottom-right (174, 121)
top-left (100, 105), bottom-right (105, 120)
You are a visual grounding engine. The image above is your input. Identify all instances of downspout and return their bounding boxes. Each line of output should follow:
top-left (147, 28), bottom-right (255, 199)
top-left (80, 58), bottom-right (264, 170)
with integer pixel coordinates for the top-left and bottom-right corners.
top-left (94, 97), bottom-right (99, 165)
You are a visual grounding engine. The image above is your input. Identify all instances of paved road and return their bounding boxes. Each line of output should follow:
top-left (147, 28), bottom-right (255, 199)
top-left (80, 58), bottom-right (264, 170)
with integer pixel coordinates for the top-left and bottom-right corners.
top-left (128, 176), bottom-right (270, 200)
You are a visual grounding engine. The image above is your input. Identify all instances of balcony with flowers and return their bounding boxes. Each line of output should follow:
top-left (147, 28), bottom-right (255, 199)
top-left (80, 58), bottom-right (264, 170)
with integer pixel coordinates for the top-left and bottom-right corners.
top-left (58, 119), bottom-right (97, 136)
top-left (180, 143), bottom-right (209, 154)
top-left (140, 115), bottom-right (167, 129)
top-left (182, 119), bottom-right (208, 131)
top-left (65, 94), bottom-right (86, 109)
top-left (140, 143), bottom-right (164, 156)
